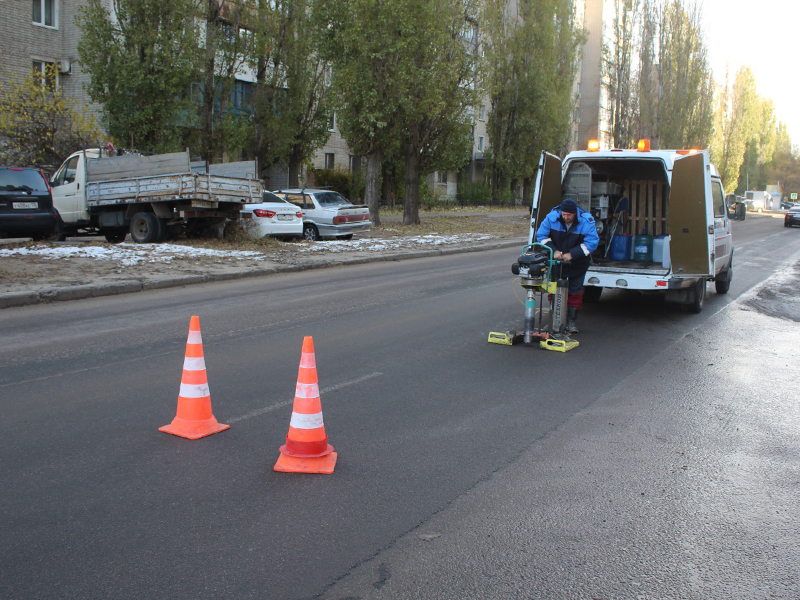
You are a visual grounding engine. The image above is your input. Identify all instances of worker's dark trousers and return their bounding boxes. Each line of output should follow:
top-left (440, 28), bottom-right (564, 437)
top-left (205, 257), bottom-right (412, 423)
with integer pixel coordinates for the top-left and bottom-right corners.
top-left (566, 271), bottom-right (586, 310)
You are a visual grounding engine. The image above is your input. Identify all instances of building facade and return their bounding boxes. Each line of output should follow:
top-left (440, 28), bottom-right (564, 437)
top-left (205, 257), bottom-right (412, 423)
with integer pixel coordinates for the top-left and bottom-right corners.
top-left (0, 0), bottom-right (102, 115)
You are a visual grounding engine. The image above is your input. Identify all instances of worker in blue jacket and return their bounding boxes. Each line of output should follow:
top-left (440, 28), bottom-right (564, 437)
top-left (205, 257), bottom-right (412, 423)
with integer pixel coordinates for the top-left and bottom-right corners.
top-left (535, 198), bottom-right (599, 333)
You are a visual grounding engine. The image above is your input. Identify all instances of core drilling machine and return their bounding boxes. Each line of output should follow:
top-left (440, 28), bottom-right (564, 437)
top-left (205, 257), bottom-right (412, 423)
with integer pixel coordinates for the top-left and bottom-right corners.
top-left (487, 243), bottom-right (579, 352)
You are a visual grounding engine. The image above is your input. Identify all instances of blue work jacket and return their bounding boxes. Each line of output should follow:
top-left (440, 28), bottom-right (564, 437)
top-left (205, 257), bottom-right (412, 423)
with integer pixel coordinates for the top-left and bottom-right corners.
top-left (535, 205), bottom-right (599, 276)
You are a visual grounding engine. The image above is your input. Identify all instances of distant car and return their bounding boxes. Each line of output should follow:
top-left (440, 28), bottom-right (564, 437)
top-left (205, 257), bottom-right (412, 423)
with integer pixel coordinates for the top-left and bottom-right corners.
top-left (744, 200), bottom-right (764, 213)
top-left (272, 188), bottom-right (371, 241)
top-left (240, 191), bottom-right (304, 238)
top-left (0, 167), bottom-right (59, 239)
top-left (784, 207), bottom-right (800, 227)
top-left (781, 201), bottom-right (793, 210)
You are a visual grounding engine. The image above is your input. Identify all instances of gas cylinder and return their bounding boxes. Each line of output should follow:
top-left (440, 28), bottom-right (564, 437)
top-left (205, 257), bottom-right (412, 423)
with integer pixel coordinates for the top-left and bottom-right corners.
top-left (633, 227), bottom-right (654, 263)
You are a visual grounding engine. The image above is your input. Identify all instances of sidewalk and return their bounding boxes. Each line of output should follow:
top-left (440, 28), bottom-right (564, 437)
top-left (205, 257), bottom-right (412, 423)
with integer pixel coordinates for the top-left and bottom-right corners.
top-left (322, 262), bottom-right (800, 599)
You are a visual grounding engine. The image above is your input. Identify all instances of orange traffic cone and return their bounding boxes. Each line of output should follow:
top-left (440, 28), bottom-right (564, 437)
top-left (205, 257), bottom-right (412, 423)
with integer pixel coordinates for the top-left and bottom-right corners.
top-left (274, 336), bottom-right (337, 474)
top-left (159, 315), bottom-right (230, 440)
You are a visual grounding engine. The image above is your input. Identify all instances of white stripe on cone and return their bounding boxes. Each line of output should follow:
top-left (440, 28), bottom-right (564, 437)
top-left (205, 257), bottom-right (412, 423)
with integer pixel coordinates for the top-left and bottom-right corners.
top-left (180, 382), bottom-right (210, 398)
top-left (290, 411), bottom-right (324, 429)
top-left (187, 330), bottom-right (203, 344)
top-left (299, 352), bottom-right (316, 369)
top-left (295, 382), bottom-right (320, 399)
top-left (183, 356), bottom-right (206, 371)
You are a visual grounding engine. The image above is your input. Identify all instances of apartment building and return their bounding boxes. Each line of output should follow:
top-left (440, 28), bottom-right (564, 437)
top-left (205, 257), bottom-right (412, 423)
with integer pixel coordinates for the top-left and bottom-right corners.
top-left (0, 0), bottom-right (101, 114)
top-left (3, 0), bottom-right (605, 198)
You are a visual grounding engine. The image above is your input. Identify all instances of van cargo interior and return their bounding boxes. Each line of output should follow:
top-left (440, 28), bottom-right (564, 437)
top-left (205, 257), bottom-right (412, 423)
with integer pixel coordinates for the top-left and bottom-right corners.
top-left (562, 158), bottom-right (671, 273)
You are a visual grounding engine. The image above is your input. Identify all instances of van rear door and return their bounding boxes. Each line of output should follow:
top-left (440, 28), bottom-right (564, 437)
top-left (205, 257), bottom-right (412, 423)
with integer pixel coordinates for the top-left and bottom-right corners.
top-left (668, 152), bottom-right (713, 277)
top-left (528, 152), bottom-right (562, 244)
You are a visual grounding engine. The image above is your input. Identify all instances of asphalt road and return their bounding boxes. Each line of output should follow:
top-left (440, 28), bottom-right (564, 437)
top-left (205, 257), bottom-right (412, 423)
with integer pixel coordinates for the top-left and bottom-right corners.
top-left (1, 214), bottom-right (798, 599)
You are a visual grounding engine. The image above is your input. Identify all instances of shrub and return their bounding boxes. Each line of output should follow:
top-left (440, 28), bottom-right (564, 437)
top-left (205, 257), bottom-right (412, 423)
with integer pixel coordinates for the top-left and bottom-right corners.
top-left (308, 166), bottom-right (365, 201)
top-left (456, 180), bottom-right (493, 207)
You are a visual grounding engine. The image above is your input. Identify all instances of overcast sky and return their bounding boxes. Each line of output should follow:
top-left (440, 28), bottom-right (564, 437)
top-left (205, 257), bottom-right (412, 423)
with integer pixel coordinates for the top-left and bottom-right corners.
top-left (702, 0), bottom-right (799, 143)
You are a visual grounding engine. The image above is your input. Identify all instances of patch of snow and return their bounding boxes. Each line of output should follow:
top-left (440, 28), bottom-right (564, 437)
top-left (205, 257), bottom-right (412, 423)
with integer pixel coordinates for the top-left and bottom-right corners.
top-left (0, 242), bottom-right (267, 265)
top-left (298, 233), bottom-right (492, 253)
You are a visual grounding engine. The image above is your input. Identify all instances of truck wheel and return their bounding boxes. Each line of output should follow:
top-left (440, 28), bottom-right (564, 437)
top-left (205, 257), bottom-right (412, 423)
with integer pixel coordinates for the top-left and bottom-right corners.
top-left (104, 228), bottom-right (128, 244)
top-left (715, 264), bottom-right (732, 294)
top-left (130, 212), bottom-right (162, 243)
top-left (303, 224), bottom-right (320, 241)
top-left (689, 279), bottom-right (706, 314)
top-left (583, 286), bottom-right (603, 303)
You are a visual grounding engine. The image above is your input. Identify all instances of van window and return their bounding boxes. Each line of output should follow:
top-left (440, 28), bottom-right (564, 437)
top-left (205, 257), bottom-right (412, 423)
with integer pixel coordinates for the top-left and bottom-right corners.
top-left (712, 180), bottom-right (725, 217)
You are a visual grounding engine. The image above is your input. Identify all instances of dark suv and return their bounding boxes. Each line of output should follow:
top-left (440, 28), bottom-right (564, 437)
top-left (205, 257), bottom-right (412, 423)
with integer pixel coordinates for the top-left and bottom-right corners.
top-left (0, 167), bottom-right (58, 239)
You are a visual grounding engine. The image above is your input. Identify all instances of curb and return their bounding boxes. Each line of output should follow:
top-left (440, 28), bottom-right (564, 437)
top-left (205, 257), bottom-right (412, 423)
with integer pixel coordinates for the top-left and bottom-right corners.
top-left (0, 239), bottom-right (525, 310)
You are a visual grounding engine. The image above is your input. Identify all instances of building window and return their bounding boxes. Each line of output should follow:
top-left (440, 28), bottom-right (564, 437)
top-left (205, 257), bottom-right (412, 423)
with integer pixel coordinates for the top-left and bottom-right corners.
top-left (32, 60), bottom-right (58, 90)
top-left (477, 136), bottom-right (484, 152)
top-left (324, 153), bottom-right (334, 169)
top-left (328, 113), bottom-right (336, 132)
top-left (33, 0), bottom-right (57, 27)
top-left (231, 80), bottom-right (254, 112)
top-left (479, 104), bottom-right (485, 121)
top-left (437, 171), bottom-right (448, 184)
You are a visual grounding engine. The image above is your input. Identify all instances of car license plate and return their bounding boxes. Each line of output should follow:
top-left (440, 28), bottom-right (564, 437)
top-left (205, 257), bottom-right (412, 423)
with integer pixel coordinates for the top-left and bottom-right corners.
top-left (277, 214), bottom-right (293, 221)
top-left (13, 202), bottom-right (38, 209)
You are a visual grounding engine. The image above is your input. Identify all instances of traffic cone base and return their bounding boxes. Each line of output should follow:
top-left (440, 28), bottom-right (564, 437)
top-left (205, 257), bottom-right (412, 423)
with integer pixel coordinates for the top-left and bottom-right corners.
top-left (159, 418), bottom-right (230, 440)
top-left (274, 450), bottom-right (337, 474)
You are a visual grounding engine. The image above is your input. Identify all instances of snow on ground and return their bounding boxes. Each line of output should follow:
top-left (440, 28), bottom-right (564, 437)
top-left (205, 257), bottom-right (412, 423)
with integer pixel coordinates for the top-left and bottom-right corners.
top-left (297, 234), bottom-right (492, 253)
top-left (0, 243), bottom-right (265, 266)
top-left (0, 233), bottom-right (492, 263)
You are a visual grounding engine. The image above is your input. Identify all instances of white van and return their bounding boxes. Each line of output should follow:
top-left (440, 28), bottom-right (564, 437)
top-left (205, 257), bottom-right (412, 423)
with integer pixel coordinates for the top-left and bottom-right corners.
top-left (529, 142), bottom-right (734, 313)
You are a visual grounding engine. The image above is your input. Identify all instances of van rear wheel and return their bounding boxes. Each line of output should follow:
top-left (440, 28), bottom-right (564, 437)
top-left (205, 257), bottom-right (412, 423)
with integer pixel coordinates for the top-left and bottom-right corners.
top-left (715, 264), bottom-right (732, 294)
top-left (689, 279), bottom-right (706, 314)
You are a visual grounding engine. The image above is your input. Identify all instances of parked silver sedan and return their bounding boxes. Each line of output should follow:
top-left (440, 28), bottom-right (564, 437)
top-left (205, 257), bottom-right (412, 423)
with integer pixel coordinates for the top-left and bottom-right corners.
top-left (273, 188), bottom-right (371, 241)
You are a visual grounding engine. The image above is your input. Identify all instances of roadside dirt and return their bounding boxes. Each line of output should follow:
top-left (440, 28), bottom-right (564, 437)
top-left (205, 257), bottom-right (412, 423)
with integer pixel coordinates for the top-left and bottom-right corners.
top-left (0, 211), bottom-right (529, 294)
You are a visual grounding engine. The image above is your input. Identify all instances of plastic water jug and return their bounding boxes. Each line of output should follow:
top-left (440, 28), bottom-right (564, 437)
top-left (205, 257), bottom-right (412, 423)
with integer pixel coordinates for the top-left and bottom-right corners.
top-left (609, 234), bottom-right (631, 261)
top-left (633, 227), bottom-right (654, 263)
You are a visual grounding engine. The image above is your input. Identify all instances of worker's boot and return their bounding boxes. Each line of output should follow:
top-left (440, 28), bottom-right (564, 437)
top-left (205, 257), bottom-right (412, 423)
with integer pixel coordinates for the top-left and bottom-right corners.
top-left (566, 307), bottom-right (579, 334)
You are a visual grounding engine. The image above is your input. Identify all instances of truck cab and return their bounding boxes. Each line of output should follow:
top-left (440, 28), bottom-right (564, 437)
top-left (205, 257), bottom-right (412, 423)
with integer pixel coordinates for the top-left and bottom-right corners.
top-left (50, 149), bottom-right (99, 224)
top-left (530, 141), bottom-right (734, 313)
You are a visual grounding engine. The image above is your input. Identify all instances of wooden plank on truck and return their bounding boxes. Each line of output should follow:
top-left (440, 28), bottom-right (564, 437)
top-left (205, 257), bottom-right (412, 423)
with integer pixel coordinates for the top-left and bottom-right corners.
top-left (86, 151), bottom-right (191, 182)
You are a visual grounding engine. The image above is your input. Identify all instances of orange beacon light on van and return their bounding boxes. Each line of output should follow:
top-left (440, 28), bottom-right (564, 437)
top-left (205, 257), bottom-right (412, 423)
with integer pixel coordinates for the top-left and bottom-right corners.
top-left (587, 139), bottom-right (600, 152)
top-left (637, 139), bottom-right (651, 152)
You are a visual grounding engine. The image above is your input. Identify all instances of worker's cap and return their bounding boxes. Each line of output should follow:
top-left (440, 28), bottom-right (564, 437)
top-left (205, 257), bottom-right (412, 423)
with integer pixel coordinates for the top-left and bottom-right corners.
top-left (559, 199), bottom-right (578, 214)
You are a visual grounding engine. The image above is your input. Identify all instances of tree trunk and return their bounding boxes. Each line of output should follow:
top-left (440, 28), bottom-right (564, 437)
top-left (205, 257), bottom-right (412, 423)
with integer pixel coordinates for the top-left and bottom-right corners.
top-left (288, 152), bottom-right (301, 187)
top-left (404, 148), bottom-right (421, 225)
top-left (201, 0), bottom-right (219, 162)
top-left (365, 149), bottom-right (382, 226)
top-left (382, 162), bottom-right (396, 210)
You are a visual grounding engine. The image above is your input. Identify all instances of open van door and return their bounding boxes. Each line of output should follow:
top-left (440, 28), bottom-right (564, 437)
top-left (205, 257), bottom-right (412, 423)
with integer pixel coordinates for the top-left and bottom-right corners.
top-left (668, 152), bottom-right (713, 277)
top-left (528, 152), bottom-right (562, 244)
